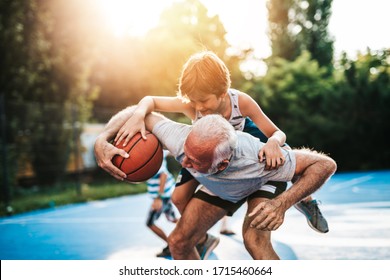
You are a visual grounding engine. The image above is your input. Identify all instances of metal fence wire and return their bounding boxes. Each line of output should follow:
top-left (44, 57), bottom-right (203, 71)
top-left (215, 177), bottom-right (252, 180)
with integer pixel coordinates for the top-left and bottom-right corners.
top-left (0, 97), bottom-right (107, 211)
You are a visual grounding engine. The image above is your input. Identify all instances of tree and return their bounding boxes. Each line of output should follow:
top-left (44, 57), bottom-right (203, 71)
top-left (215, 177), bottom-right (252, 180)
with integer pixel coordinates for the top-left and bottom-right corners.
top-left (267, 0), bottom-right (298, 63)
top-left (295, 0), bottom-right (334, 69)
top-left (144, 0), bottom-right (231, 95)
top-left (0, 0), bottom-right (98, 186)
top-left (330, 49), bottom-right (390, 170)
top-left (261, 51), bottom-right (336, 151)
top-left (92, 0), bottom-right (240, 121)
top-left (266, 0), bottom-right (334, 69)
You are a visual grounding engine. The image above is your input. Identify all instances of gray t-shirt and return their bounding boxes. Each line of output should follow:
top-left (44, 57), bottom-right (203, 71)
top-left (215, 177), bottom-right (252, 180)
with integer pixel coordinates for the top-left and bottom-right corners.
top-left (153, 119), bottom-right (296, 203)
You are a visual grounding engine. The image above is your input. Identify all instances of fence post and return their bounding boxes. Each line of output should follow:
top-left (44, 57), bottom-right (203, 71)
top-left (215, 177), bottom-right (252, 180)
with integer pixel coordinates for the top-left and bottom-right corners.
top-left (0, 93), bottom-right (12, 215)
top-left (72, 104), bottom-right (81, 195)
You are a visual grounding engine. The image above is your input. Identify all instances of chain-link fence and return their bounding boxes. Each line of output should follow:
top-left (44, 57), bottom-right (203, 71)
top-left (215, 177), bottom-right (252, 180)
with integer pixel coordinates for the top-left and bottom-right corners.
top-left (0, 97), bottom-right (110, 215)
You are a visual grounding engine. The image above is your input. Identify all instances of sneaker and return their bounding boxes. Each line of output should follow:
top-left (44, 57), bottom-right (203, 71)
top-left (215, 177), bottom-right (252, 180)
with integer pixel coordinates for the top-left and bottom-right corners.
top-left (294, 199), bottom-right (329, 233)
top-left (196, 234), bottom-right (220, 260)
top-left (156, 246), bottom-right (171, 258)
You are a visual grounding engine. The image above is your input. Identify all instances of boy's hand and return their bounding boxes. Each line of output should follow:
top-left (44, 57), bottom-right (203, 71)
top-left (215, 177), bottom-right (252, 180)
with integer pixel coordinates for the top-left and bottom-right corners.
top-left (114, 113), bottom-right (147, 146)
top-left (258, 139), bottom-right (285, 170)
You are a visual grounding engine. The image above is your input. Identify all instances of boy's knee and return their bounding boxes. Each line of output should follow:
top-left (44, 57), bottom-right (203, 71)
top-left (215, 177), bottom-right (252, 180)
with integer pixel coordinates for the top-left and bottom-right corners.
top-left (171, 191), bottom-right (180, 206)
top-left (171, 192), bottom-right (187, 213)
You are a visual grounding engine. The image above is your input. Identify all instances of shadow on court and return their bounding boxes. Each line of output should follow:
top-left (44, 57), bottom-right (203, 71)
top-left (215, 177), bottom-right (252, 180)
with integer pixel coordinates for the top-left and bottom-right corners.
top-left (0, 170), bottom-right (389, 260)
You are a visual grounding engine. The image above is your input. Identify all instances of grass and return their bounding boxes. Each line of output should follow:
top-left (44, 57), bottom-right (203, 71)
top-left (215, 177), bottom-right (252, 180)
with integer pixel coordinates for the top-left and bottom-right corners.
top-left (0, 175), bottom-right (147, 217)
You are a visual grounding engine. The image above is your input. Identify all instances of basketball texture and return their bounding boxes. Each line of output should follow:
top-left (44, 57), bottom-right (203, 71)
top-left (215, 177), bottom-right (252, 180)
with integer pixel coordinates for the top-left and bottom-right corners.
top-left (112, 131), bottom-right (163, 182)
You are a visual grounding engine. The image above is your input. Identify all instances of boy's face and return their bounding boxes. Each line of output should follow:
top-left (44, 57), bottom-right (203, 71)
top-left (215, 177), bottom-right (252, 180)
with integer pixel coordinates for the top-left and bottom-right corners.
top-left (188, 92), bottom-right (226, 115)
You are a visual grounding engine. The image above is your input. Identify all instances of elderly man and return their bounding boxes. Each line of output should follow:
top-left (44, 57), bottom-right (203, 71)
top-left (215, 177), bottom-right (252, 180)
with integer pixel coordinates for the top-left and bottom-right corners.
top-left (94, 106), bottom-right (336, 260)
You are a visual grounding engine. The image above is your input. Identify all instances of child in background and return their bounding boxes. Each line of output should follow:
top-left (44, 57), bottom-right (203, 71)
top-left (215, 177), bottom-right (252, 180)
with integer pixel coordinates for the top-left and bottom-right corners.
top-left (145, 150), bottom-right (178, 258)
top-left (118, 51), bottom-right (329, 237)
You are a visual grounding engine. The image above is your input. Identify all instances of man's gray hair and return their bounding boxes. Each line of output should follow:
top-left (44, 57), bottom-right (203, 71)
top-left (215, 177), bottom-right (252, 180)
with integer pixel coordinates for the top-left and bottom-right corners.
top-left (192, 114), bottom-right (237, 173)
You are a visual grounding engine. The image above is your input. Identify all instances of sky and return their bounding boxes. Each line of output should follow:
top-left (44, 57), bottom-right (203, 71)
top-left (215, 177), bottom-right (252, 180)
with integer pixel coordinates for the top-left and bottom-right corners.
top-left (201, 0), bottom-right (390, 57)
top-left (97, 0), bottom-right (390, 73)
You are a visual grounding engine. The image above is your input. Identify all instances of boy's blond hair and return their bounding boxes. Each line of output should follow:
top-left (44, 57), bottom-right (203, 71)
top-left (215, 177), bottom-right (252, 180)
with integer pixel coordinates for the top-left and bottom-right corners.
top-left (177, 51), bottom-right (231, 102)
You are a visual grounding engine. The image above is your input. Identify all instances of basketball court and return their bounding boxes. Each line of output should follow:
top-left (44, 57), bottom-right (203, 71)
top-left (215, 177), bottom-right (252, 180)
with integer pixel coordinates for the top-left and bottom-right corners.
top-left (0, 170), bottom-right (389, 260)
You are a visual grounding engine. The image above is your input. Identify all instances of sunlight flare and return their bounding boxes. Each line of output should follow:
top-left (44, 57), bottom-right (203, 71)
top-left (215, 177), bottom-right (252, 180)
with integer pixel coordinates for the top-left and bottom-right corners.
top-left (97, 0), bottom-right (167, 37)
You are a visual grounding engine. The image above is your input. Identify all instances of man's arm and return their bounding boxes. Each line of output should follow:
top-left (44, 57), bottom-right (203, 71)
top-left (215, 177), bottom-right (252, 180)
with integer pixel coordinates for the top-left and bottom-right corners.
top-left (94, 106), bottom-right (137, 180)
top-left (248, 149), bottom-right (337, 230)
top-left (94, 106), bottom-right (167, 180)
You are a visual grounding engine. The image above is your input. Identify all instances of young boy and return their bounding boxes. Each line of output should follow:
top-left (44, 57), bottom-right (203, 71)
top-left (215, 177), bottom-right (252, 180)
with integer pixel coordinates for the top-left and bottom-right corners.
top-left (117, 50), bottom-right (328, 234)
top-left (145, 150), bottom-right (178, 258)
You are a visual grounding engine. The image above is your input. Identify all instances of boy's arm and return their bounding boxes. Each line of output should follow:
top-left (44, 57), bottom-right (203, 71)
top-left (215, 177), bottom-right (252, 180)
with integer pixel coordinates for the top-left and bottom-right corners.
top-left (152, 172), bottom-right (167, 211)
top-left (158, 172), bottom-right (168, 197)
top-left (115, 96), bottom-right (195, 146)
top-left (238, 92), bottom-right (286, 169)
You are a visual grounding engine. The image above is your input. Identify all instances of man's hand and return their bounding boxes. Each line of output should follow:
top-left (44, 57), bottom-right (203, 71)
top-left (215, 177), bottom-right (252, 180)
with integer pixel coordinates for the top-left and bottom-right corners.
top-left (94, 136), bottom-right (129, 181)
top-left (247, 198), bottom-right (287, 231)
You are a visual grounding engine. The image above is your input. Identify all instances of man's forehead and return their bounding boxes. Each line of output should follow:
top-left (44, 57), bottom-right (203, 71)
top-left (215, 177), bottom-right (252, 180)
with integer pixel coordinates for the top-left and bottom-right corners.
top-left (184, 133), bottom-right (213, 160)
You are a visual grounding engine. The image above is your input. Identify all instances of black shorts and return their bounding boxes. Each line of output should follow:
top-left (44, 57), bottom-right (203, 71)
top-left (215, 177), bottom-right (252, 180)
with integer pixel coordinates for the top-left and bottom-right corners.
top-left (193, 181), bottom-right (287, 216)
top-left (175, 168), bottom-right (195, 187)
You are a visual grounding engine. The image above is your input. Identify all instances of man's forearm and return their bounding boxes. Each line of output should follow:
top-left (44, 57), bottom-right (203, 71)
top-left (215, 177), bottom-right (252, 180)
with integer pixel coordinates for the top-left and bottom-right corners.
top-left (276, 151), bottom-right (336, 210)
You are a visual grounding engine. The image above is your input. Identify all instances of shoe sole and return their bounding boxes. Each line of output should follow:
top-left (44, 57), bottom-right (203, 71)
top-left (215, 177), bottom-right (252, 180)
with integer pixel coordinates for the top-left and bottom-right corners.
top-left (202, 237), bottom-right (220, 260)
top-left (294, 205), bottom-right (329, 234)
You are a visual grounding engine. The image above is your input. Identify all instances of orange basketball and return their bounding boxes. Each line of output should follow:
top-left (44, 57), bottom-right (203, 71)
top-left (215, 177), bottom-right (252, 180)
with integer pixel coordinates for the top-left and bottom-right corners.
top-left (112, 131), bottom-right (163, 182)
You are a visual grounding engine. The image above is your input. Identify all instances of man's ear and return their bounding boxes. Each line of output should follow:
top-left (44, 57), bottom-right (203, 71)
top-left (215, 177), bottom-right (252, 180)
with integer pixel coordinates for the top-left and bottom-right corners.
top-left (217, 159), bottom-right (230, 171)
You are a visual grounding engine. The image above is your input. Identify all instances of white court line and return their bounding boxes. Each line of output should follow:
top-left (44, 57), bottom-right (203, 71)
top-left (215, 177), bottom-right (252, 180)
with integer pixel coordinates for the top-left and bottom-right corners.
top-left (0, 217), bottom-right (144, 225)
top-left (274, 201), bottom-right (390, 250)
top-left (327, 175), bottom-right (373, 192)
top-left (274, 234), bottom-right (390, 247)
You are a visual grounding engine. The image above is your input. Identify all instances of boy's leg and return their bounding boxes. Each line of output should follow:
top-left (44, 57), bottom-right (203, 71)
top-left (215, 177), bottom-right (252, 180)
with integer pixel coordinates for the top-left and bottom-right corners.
top-left (172, 168), bottom-right (199, 214)
top-left (146, 205), bottom-right (172, 257)
top-left (172, 180), bottom-right (199, 214)
top-left (163, 199), bottom-right (179, 223)
top-left (146, 207), bottom-right (167, 241)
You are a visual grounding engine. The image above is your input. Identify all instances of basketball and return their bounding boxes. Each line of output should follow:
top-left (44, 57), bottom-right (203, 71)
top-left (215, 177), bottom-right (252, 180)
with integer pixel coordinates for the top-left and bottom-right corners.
top-left (112, 131), bottom-right (163, 182)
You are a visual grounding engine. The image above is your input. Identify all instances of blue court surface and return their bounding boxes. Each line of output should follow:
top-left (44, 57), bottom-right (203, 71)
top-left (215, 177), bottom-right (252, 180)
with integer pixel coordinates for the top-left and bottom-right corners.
top-left (0, 170), bottom-right (389, 260)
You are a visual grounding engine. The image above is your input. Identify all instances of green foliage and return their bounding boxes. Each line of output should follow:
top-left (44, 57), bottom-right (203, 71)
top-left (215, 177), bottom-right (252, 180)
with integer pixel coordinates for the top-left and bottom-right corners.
top-left (294, 0), bottom-right (334, 68)
top-left (91, 0), bottom-right (237, 122)
top-left (248, 49), bottom-right (390, 171)
top-left (1, 0), bottom-right (98, 186)
top-left (267, 0), bottom-right (299, 62)
top-left (329, 49), bottom-right (390, 170)
top-left (261, 51), bottom-right (335, 149)
top-left (1, 0), bottom-right (389, 213)
top-left (267, 0), bottom-right (334, 69)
